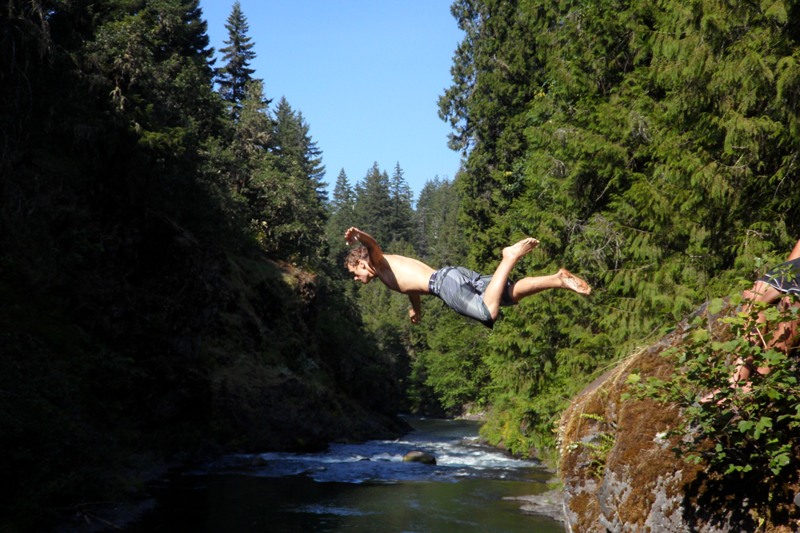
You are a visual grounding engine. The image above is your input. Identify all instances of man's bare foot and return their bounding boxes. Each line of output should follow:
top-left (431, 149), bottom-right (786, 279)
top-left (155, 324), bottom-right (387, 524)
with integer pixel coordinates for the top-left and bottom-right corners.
top-left (700, 385), bottom-right (750, 406)
top-left (503, 237), bottom-right (539, 261)
top-left (699, 389), bottom-right (722, 404)
top-left (558, 268), bottom-right (591, 295)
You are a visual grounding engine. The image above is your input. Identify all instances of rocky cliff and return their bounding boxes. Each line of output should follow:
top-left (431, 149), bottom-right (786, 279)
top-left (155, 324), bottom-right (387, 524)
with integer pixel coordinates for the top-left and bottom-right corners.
top-left (557, 300), bottom-right (800, 532)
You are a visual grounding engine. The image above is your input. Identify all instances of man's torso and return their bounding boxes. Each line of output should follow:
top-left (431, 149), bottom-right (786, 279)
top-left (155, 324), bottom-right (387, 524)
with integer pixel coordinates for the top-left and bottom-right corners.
top-left (378, 254), bottom-right (436, 294)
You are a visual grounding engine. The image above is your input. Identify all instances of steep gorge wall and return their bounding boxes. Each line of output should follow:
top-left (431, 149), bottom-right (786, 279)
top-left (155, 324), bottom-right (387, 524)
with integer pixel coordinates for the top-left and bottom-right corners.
top-left (0, 214), bottom-right (408, 530)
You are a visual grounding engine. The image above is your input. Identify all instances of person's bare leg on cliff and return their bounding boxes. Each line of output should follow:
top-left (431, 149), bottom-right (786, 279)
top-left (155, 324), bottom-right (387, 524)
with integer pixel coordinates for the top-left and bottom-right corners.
top-left (729, 294), bottom-right (800, 394)
top-left (700, 283), bottom-right (774, 403)
top-left (741, 238), bottom-right (800, 345)
top-left (725, 279), bottom-right (789, 395)
top-left (741, 280), bottom-right (784, 347)
top-left (702, 278), bottom-right (792, 403)
top-left (727, 255), bottom-right (800, 386)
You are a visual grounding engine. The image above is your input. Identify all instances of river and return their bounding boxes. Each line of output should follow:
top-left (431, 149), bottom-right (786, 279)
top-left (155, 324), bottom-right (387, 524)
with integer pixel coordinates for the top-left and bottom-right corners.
top-left (126, 417), bottom-right (565, 532)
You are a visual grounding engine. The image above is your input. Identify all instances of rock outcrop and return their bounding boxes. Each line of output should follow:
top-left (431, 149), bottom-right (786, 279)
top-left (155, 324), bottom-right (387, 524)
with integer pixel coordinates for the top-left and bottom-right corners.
top-left (557, 300), bottom-right (800, 532)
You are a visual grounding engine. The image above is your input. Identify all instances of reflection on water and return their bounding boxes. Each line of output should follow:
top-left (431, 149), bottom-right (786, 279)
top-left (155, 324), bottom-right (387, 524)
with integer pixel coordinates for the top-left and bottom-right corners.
top-left (128, 417), bottom-right (565, 532)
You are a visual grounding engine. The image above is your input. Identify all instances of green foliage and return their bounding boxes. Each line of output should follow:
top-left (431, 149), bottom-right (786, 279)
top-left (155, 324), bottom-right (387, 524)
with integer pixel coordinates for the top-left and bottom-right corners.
top-left (352, 163), bottom-right (395, 244)
top-left (0, 2), bottom-right (402, 530)
top-left (566, 414), bottom-right (617, 479)
top-left (7, 0), bottom-right (800, 527)
top-left (254, 97), bottom-right (328, 265)
top-left (216, 0), bottom-right (259, 120)
top-left (325, 169), bottom-right (357, 267)
top-left (404, 178), bottom-right (478, 416)
top-left (84, 0), bottom-right (220, 155)
top-left (437, 0), bottom-right (800, 458)
top-left (634, 297), bottom-right (800, 483)
top-left (416, 310), bottom-right (490, 413)
top-left (415, 176), bottom-right (467, 266)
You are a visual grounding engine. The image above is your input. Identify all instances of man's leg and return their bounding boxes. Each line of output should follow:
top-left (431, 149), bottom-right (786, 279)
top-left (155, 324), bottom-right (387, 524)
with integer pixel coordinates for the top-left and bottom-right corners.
top-left (718, 283), bottom-right (790, 399)
top-left (482, 238), bottom-right (539, 320)
top-left (700, 355), bottom-right (763, 403)
top-left (509, 268), bottom-right (592, 302)
top-left (726, 297), bottom-right (799, 397)
top-left (770, 297), bottom-right (800, 352)
top-left (742, 280), bottom-right (783, 346)
top-left (742, 280), bottom-right (782, 307)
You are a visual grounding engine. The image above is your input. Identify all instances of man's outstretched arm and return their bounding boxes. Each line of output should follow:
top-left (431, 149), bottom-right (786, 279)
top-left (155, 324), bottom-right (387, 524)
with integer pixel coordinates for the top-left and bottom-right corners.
top-left (345, 227), bottom-right (385, 265)
top-left (408, 294), bottom-right (421, 324)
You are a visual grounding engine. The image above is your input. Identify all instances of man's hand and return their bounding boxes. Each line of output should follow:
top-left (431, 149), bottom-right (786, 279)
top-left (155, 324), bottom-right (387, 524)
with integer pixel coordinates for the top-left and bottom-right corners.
top-left (344, 227), bottom-right (361, 246)
top-left (408, 307), bottom-right (420, 325)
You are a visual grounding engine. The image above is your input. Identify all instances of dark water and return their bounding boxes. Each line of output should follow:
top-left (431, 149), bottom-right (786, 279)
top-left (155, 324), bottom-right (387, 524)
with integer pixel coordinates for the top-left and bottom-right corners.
top-left (127, 417), bottom-right (565, 532)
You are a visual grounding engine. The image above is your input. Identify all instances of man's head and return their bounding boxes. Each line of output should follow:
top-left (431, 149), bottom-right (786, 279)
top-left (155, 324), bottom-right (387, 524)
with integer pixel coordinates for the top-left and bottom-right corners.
top-left (345, 245), bottom-right (374, 283)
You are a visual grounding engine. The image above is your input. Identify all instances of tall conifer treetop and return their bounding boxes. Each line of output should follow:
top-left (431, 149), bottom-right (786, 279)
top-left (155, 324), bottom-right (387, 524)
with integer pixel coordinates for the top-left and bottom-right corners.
top-left (216, 0), bottom-right (259, 121)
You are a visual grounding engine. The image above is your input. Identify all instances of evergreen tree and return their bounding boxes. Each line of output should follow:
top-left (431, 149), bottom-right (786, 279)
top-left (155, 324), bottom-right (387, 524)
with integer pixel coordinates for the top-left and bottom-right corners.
top-left (330, 168), bottom-right (355, 212)
top-left (405, 175), bottom-right (481, 416)
top-left (388, 162), bottom-right (415, 245)
top-left (415, 176), bottom-right (466, 266)
top-left (354, 163), bottom-right (393, 244)
top-left (272, 97), bottom-right (327, 201)
top-left (436, 0), bottom-right (800, 459)
top-left (1, 3), bottom-right (411, 530)
top-left (231, 79), bottom-right (276, 223)
top-left (326, 169), bottom-right (356, 268)
top-left (59, 0), bottom-right (225, 236)
top-left (216, 0), bottom-right (259, 121)
top-left (261, 97), bottom-right (327, 264)
top-left (232, 80), bottom-right (272, 179)
top-left (439, 0), bottom-right (541, 259)
top-left (1, 0), bottom-right (229, 524)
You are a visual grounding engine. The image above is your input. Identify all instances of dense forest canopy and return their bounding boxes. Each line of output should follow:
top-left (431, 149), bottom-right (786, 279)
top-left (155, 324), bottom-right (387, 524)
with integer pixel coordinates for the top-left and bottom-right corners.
top-left (3, 0), bottom-right (800, 529)
top-left (434, 0), bottom-right (800, 454)
top-left (1, 0), bottom-right (414, 528)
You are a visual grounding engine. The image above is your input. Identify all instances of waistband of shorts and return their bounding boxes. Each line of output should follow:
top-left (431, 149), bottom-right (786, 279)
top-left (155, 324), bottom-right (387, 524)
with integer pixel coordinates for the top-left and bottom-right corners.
top-left (428, 270), bottom-right (438, 294)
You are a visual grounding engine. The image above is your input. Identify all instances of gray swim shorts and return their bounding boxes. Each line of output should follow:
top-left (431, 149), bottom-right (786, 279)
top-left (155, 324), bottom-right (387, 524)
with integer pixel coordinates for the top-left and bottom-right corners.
top-left (760, 257), bottom-right (800, 295)
top-left (428, 266), bottom-right (516, 328)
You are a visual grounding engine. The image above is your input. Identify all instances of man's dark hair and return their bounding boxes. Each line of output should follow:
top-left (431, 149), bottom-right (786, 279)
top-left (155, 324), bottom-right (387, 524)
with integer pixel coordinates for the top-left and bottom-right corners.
top-left (345, 245), bottom-right (369, 267)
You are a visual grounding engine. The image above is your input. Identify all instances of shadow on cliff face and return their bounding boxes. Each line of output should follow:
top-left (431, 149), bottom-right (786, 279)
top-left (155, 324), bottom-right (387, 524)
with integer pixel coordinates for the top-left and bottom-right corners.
top-left (682, 467), bottom-right (795, 532)
top-left (558, 299), bottom-right (800, 532)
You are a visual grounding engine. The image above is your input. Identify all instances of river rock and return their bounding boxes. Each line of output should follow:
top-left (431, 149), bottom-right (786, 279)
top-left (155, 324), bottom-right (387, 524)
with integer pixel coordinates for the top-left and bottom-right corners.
top-left (505, 489), bottom-right (564, 523)
top-left (402, 450), bottom-right (436, 465)
top-left (250, 456), bottom-right (269, 467)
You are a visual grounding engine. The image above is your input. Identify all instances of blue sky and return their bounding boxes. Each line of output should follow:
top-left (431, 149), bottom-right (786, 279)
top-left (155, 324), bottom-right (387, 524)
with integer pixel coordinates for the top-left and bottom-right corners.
top-left (199, 1), bottom-right (465, 201)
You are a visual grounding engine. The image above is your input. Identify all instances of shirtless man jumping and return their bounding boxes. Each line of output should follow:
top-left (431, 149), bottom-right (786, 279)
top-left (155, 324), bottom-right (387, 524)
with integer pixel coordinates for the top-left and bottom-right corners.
top-left (344, 227), bottom-right (591, 328)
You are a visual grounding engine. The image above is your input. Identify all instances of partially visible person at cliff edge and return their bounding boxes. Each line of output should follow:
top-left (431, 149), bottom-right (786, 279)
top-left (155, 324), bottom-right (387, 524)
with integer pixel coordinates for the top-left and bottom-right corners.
top-left (726, 238), bottom-right (800, 390)
top-left (343, 226), bottom-right (591, 328)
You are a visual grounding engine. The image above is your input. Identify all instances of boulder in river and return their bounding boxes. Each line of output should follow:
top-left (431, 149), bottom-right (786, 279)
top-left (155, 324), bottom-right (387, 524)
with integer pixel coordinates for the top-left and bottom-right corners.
top-left (403, 450), bottom-right (436, 465)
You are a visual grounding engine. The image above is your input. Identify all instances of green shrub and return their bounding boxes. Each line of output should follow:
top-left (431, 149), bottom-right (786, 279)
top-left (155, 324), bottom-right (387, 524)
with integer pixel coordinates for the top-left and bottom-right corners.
top-left (633, 295), bottom-right (800, 481)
